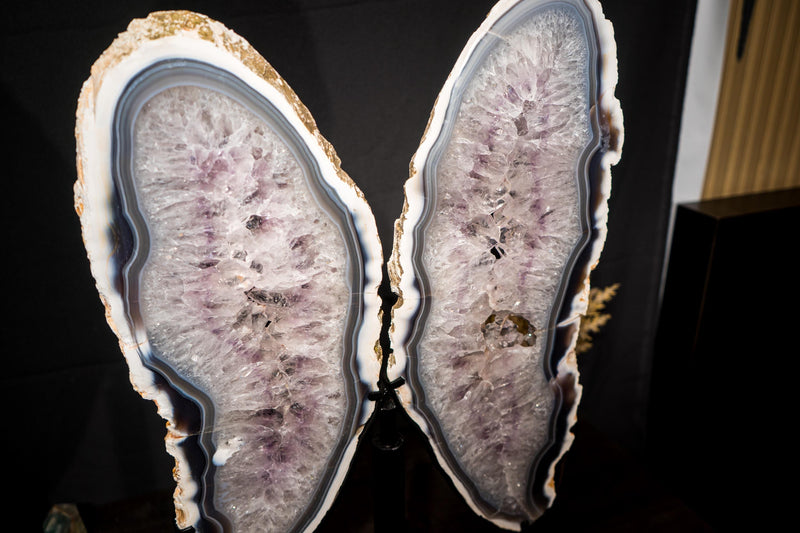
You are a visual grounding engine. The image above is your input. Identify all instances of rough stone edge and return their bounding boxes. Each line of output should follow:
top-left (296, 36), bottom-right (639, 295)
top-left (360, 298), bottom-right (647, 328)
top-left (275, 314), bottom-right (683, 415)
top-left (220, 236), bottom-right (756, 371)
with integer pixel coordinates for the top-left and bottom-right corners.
top-left (387, 0), bottom-right (624, 529)
top-left (74, 10), bottom-right (383, 531)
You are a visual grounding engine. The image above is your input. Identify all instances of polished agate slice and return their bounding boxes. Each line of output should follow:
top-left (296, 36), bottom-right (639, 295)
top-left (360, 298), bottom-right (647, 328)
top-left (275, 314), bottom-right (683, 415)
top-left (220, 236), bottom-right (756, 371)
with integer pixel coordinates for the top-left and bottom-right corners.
top-left (389, 0), bottom-right (623, 529)
top-left (75, 12), bottom-right (382, 532)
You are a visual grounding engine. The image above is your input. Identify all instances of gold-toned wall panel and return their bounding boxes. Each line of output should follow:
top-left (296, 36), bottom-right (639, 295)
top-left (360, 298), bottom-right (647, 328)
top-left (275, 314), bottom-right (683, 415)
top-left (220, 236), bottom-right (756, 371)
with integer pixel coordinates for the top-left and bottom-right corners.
top-left (703, 0), bottom-right (800, 199)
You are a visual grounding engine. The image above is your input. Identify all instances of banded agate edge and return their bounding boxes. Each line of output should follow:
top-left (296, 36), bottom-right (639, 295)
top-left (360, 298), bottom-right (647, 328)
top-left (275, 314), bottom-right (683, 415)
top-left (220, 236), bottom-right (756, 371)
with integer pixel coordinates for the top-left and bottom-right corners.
top-left (75, 11), bottom-right (382, 532)
top-left (388, 0), bottom-right (623, 529)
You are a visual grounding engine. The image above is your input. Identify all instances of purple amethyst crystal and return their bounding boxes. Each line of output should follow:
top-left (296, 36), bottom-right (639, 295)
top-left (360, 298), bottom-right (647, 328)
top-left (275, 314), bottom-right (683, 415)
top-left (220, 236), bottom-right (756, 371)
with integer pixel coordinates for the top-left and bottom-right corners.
top-left (389, 0), bottom-right (623, 528)
top-left (75, 12), bottom-right (382, 532)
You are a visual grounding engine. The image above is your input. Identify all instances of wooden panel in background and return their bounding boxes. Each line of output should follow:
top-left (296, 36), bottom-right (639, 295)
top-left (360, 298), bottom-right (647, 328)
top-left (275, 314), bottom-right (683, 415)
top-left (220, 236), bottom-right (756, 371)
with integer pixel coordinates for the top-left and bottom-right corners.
top-left (703, 0), bottom-right (800, 199)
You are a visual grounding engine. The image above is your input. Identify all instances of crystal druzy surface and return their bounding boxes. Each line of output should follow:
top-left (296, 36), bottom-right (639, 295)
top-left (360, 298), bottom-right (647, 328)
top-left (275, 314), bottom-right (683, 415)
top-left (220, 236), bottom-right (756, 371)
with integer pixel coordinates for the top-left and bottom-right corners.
top-left (419, 9), bottom-right (588, 514)
top-left (75, 12), bottom-right (382, 533)
top-left (390, 0), bottom-right (622, 528)
top-left (134, 85), bottom-right (349, 532)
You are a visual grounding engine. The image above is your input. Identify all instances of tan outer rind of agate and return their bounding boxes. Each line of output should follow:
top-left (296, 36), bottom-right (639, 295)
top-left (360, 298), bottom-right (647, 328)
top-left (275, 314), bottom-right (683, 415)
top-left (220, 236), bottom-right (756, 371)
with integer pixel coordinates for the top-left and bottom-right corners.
top-left (387, 0), bottom-right (623, 529)
top-left (75, 11), bottom-right (383, 531)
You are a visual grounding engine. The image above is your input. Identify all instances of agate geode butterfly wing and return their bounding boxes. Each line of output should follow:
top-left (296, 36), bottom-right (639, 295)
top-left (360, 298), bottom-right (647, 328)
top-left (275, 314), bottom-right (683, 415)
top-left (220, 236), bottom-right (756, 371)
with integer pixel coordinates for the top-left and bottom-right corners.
top-left (75, 11), bottom-right (383, 532)
top-left (390, 0), bottom-right (622, 528)
top-left (75, 1), bottom-right (621, 531)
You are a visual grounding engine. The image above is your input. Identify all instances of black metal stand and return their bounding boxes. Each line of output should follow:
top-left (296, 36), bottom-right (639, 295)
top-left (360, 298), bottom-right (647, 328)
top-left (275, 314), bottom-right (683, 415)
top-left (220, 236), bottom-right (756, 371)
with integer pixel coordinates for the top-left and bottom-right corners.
top-left (368, 378), bottom-right (406, 533)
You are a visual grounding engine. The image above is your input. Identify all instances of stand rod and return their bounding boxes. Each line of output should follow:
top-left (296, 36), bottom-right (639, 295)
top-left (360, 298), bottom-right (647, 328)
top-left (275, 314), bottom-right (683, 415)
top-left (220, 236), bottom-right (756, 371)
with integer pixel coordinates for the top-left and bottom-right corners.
top-left (369, 270), bottom-right (406, 533)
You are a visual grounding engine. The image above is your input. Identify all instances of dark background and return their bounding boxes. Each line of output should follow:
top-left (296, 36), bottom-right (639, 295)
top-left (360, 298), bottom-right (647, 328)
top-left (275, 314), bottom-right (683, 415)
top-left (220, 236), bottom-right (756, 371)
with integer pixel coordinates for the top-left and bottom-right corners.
top-left (2, 1), bottom-right (702, 531)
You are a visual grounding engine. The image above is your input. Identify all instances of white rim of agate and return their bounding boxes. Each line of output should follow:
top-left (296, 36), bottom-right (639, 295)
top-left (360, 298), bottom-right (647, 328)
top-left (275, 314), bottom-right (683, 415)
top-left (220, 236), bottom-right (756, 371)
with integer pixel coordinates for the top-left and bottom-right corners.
top-left (76, 23), bottom-right (383, 532)
top-left (388, 0), bottom-right (623, 529)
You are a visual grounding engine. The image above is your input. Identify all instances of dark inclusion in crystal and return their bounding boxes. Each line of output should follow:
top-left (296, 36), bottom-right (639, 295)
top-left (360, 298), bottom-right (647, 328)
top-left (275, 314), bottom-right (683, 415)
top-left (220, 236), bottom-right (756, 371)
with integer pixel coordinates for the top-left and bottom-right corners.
top-left (482, 312), bottom-right (537, 348)
top-left (245, 214), bottom-right (265, 231)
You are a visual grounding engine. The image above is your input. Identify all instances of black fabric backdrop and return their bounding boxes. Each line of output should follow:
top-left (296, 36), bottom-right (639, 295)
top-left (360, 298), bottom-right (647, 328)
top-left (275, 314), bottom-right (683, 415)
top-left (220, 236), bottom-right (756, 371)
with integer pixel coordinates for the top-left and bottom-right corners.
top-left (1, 0), bottom-right (697, 530)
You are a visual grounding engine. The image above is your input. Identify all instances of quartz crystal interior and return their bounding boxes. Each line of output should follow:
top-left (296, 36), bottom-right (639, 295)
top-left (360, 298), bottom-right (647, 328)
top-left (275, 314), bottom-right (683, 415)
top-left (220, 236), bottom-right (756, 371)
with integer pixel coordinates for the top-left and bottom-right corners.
top-left (75, 12), bottom-right (382, 533)
top-left (389, 0), bottom-right (623, 529)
